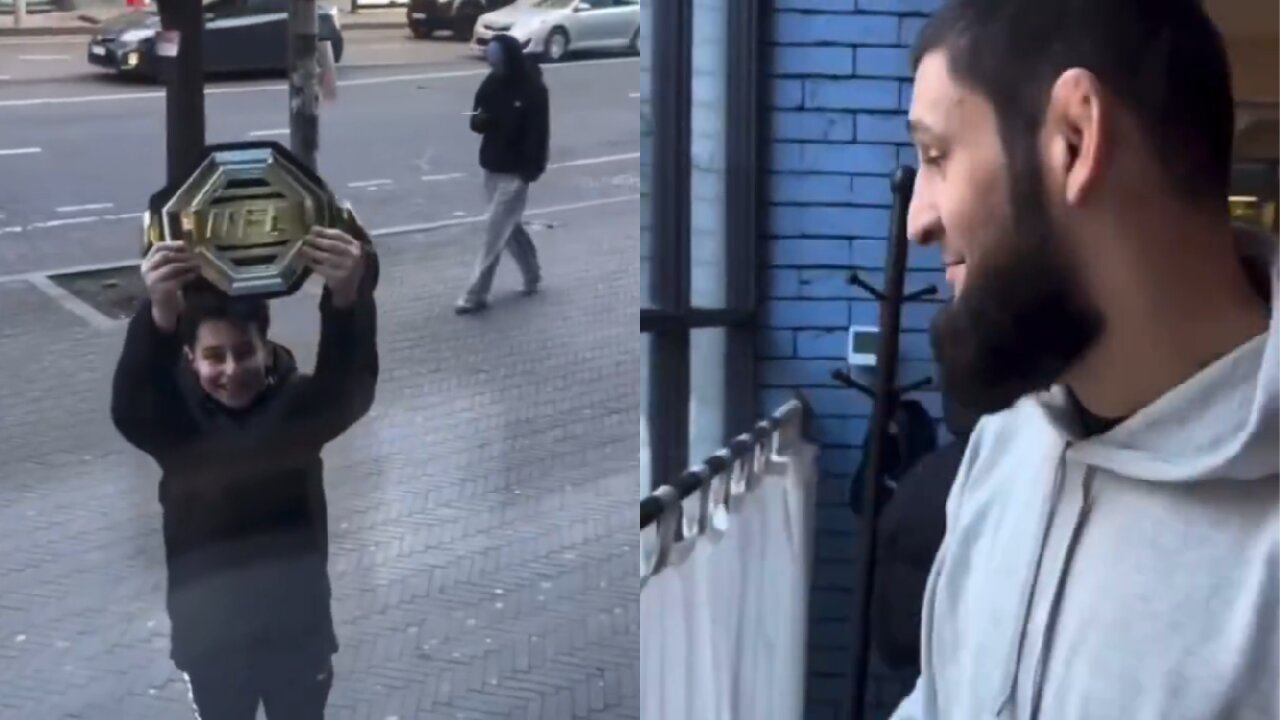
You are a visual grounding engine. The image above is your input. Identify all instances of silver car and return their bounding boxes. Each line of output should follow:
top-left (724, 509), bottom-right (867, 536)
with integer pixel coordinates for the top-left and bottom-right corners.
top-left (470, 0), bottom-right (639, 63)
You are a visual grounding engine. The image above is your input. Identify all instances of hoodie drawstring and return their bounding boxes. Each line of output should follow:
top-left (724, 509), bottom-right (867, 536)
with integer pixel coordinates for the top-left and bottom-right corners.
top-left (997, 442), bottom-right (1072, 716)
top-left (1026, 464), bottom-right (1095, 719)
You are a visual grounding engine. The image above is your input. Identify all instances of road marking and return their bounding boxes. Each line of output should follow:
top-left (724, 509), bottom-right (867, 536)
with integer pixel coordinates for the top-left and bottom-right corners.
top-left (247, 128), bottom-right (289, 137)
top-left (56, 203), bottom-right (113, 213)
top-left (0, 194), bottom-right (640, 285)
top-left (351, 41), bottom-right (423, 50)
top-left (27, 274), bottom-right (119, 331)
top-left (21, 153), bottom-right (635, 226)
top-left (29, 215), bottom-right (100, 229)
top-left (0, 76), bottom-right (11, 81)
top-left (629, 92), bottom-right (639, 98)
top-left (0, 57), bottom-right (637, 108)
top-left (17, 55), bottom-right (71, 61)
top-left (0, 147), bottom-right (40, 156)
top-left (0, 211), bottom-right (139, 238)
top-left (0, 37), bottom-right (88, 46)
top-left (549, 152), bottom-right (640, 169)
top-left (373, 194), bottom-right (639, 238)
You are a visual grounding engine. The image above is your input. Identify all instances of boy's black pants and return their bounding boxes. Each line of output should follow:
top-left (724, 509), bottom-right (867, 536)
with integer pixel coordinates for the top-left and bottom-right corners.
top-left (181, 641), bottom-right (333, 720)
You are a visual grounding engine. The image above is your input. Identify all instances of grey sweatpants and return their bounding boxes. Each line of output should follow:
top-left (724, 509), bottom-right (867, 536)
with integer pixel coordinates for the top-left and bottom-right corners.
top-left (462, 171), bottom-right (541, 302)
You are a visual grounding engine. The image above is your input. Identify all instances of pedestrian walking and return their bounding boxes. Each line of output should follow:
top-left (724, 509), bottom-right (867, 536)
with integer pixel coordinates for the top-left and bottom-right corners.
top-left (456, 32), bottom-right (550, 315)
top-left (110, 227), bottom-right (379, 720)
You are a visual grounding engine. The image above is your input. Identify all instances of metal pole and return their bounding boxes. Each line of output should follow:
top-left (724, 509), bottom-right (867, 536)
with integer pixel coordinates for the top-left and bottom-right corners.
top-left (848, 165), bottom-right (916, 719)
top-left (288, 0), bottom-right (319, 170)
top-left (158, 0), bottom-right (206, 185)
top-left (12, 0), bottom-right (24, 30)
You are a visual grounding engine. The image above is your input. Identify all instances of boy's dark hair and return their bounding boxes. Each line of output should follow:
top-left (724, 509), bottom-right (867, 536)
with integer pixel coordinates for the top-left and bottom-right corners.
top-left (913, 0), bottom-right (1234, 210)
top-left (177, 284), bottom-right (271, 348)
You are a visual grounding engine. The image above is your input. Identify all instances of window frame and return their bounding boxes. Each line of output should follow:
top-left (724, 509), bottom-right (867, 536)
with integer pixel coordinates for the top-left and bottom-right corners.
top-left (642, 0), bottom-right (764, 493)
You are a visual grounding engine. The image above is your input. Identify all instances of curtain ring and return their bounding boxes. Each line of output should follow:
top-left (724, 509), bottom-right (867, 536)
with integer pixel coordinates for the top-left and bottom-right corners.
top-left (644, 484), bottom-right (682, 578)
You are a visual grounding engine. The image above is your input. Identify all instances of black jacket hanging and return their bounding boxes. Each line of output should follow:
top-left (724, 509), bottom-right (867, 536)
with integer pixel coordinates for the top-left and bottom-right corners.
top-left (849, 397), bottom-right (938, 518)
top-left (870, 394), bottom-right (981, 673)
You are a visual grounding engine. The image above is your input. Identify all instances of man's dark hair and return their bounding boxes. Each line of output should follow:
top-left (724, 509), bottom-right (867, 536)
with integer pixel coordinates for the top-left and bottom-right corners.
top-left (177, 284), bottom-right (271, 348)
top-left (913, 0), bottom-right (1235, 210)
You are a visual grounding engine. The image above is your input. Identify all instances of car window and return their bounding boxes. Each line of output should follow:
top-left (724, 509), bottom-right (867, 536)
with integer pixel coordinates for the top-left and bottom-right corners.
top-left (514, 0), bottom-right (576, 8)
top-left (245, 0), bottom-right (288, 14)
top-left (202, 0), bottom-right (245, 17)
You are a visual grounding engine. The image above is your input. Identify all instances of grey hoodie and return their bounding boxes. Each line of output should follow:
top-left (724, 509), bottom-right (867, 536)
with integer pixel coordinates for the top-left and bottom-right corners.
top-left (891, 229), bottom-right (1279, 720)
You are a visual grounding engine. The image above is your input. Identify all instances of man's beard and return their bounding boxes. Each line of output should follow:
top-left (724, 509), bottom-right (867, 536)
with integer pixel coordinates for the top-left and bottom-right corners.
top-left (929, 150), bottom-right (1105, 417)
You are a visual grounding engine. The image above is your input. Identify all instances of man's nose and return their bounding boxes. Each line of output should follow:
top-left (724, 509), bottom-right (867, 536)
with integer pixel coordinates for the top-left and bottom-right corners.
top-left (906, 184), bottom-right (940, 247)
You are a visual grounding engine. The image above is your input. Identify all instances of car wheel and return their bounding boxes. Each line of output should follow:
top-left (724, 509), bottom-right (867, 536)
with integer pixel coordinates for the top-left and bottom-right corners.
top-left (410, 25), bottom-right (432, 39)
top-left (544, 27), bottom-right (569, 63)
top-left (627, 28), bottom-right (639, 54)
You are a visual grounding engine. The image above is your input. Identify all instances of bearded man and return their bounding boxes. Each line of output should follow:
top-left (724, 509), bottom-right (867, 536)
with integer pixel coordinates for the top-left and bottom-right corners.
top-left (891, 0), bottom-right (1278, 718)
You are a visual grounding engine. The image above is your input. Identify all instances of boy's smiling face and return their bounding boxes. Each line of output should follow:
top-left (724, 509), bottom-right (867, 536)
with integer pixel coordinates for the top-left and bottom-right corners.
top-left (185, 319), bottom-right (270, 409)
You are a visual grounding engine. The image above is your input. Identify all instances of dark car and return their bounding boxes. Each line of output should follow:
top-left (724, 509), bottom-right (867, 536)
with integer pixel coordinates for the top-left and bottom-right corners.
top-left (88, 0), bottom-right (344, 80)
top-left (406, 0), bottom-right (515, 40)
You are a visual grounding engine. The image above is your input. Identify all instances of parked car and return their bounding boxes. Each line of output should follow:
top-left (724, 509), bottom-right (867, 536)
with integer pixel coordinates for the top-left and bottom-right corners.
top-left (470, 0), bottom-right (639, 63)
top-left (406, 0), bottom-right (514, 41)
top-left (87, 0), bottom-right (344, 80)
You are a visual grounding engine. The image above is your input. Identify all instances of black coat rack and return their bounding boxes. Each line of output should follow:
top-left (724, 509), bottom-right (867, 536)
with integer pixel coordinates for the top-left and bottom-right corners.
top-left (833, 166), bottom-right (937, 719)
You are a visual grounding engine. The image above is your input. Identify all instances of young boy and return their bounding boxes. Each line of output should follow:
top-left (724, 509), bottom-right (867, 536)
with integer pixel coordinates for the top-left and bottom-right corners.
top-left (110, 227), bottom-right (378, 720)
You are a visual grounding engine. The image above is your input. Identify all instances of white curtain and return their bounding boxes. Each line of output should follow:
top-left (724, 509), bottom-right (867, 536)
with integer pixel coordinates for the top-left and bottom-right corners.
top-left (640, 430), bottom-right (819, 720)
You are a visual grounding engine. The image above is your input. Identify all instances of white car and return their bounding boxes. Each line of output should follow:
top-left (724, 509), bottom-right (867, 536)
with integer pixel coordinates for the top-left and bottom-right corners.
top-left (471, 0), bottom-right (639, 63)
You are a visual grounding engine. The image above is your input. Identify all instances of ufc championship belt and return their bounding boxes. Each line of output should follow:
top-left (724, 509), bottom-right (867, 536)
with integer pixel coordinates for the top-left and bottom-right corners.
top-left (143, 141), bottom-right (368, 299)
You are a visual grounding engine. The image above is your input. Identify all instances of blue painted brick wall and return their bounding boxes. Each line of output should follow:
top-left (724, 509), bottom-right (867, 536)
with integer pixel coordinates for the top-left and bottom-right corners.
top-left (760, 1), bottom-right (944, 719)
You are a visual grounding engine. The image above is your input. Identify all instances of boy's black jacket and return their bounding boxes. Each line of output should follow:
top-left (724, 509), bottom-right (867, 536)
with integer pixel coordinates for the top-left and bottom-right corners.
top-left (470, 33), bottom-right (550, 182)
top-left (110, 253), bottom-right (380, 669)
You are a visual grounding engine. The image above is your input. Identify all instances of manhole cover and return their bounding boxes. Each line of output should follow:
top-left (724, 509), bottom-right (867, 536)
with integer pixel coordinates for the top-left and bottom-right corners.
top-left (47, 265), bottom-right (144, 321)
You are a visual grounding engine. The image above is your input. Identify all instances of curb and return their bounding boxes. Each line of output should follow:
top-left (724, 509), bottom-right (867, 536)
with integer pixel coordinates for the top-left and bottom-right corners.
top-left (0, 18), bottom-right (407, 38)
top-left (0, 25), bottom-right (96, 37)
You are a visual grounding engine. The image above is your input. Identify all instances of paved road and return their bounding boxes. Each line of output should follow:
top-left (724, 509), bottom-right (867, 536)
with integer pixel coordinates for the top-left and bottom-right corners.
top-left (0, 28), bottom-right (482, 83)
top-left (0, 33), bottom-right (640, 720)
top-left (0, 32), bottom-right (640, 277)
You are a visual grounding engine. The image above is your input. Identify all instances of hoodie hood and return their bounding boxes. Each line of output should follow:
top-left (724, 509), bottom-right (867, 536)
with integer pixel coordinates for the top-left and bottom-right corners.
top-left (941, 390), bottom-right (983, 439)
top-left (1032, 225), bottom-right (1278, 483)
top-left (490, 33), bottom-right (539, 83)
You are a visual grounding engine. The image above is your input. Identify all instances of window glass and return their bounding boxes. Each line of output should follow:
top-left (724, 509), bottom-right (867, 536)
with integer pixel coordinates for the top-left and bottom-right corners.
top-left (639, 0), bottom-right (655, 308)
top-left (689, 0), bottom-right (729, 309)
top-left (689, 327), bottom-right (727, 463)
top-left (1230, 161), bottom-right (1279, 233)
top-left (641, 332), bottom-right (653, 494)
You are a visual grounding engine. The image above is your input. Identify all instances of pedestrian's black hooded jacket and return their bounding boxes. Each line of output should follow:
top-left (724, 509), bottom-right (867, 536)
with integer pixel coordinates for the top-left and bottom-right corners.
top-left (109, 255), bottom-right (380, 670)
top-left (470, 33), bottom-right (550, 181)
top-left (870, 393), bottom-right (981, 674)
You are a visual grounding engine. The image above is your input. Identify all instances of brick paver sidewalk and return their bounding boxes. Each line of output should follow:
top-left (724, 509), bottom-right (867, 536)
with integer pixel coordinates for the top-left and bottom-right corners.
top-left (0, 199), bottom-right (639, 719)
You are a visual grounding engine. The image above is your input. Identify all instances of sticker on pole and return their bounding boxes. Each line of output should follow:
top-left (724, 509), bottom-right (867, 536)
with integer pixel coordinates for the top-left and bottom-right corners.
top-left (318, 40), bottom-right (338, 101)
top-left (155, 30), bottom-right (180, 58)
